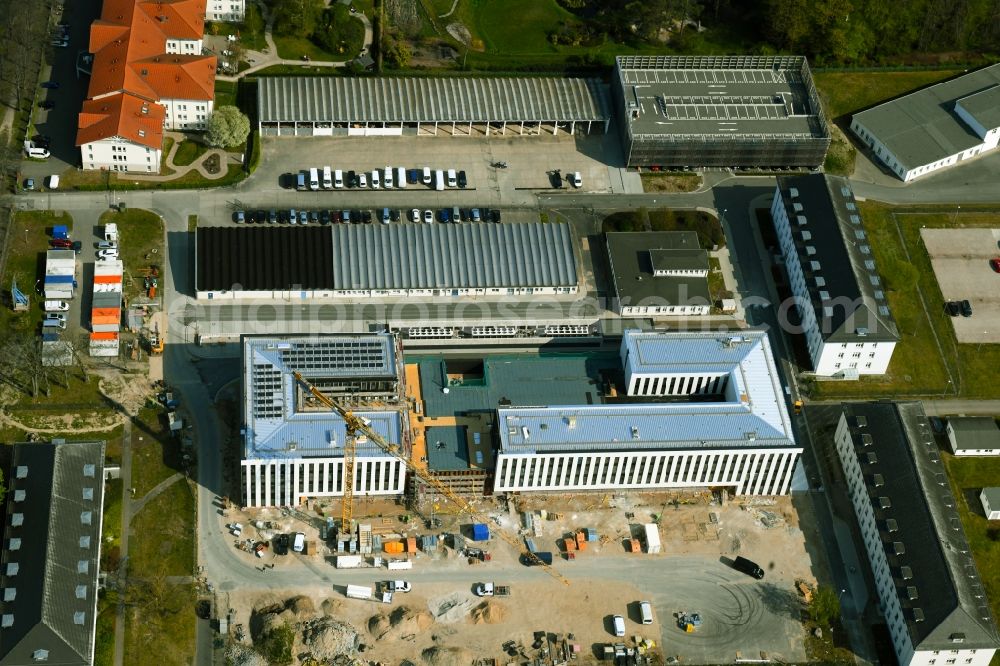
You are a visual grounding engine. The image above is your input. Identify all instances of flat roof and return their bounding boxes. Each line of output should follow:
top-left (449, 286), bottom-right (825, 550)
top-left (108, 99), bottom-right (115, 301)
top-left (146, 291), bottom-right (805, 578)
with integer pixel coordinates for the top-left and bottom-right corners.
top-left (839, 402), bottom-right (1000, 651)
top-left (242, 334), bottom-right (402, 460)
top-left (775, 174), bottom-right (899, 343)
top-left (196, 227), bottom-right (334, 291)
top-left (853, 63), bottom-right (1000, 169)
top-left (258, 76), bottom-right (611, 124)
top-left (615, 55), bottom-right (827, 140)
top-left (948, 417), bottom-right (1000, 451)
top-left (330, 223), bottom-right (578, 290)
top-left (425, 425), bottom-right (470, 472)
top-left (606, 232), bottom-right (710, 308)
top-left (983, 487), bottom-right (1000, 506)
top-left (0, 441), bottom-right (105, 666)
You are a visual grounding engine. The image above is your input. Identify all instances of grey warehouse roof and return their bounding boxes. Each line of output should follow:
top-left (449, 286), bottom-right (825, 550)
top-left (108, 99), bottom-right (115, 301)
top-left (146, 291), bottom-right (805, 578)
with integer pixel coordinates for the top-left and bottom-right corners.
top-left (615, 55), bottom-right (827, 140)
top-left (0, 441), bottom-right (105, 666)
top-left (852, 63), bottom-right (1000, 170)
top-left (258, 76), bottom-right (611, 124)
top-left (775, 174), bottom-right (899, 343)
top-left (948, 417), bottom-right (1000, 451)
top-left (330, 223), bottom-right (578, 290)
top-left (839, 402), bottom-right (1000, 652)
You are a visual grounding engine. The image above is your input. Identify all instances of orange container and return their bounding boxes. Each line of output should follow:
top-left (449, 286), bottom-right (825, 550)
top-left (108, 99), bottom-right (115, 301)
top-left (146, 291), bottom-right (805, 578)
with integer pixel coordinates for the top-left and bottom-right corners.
top-left (575, 531), bottom-right (586, 544)
top-left (90, 332), bottom-right (118, 341)
top-left (577, 541), bottom-right (587, 551)
top-left (383, 541), bottom-right (403, 554)
top-left (406, 537), bottom-right (417, 552)
top-left (628, 538), bottom-right (641, 553)
top-left (94, 274), bottom-right (122, 284)
top-left (564, 538), bottom-right (576, 551)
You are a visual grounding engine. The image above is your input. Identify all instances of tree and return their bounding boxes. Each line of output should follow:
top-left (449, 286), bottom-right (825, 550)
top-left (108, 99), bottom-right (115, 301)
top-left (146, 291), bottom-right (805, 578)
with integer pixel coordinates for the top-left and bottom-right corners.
top-left (381, 33), bottom-right (411, 69)
top-left (272, 0), bottom-right (323, 36)
top-left (242, 4), bottom-right (265, 43)
top-left (810, 585), bottom-right (840, 628)
top-left (205, 106), bottom-right (251, 149)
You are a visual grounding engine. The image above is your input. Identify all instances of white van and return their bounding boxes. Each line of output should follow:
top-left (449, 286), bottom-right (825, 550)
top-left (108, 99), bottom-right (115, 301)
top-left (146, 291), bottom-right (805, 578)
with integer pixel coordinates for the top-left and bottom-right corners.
top-left (44, 300), bottom-right (69, 312)
top-left (27, 146), bottom-right (50, 159)
top-left (383, 166), bottom-right (394, 189)
top-left (435, 169), bottom-right (445, 191)
top-left (334, 169), bottom-right (344, 188)
top-left (47, 175), bottom-right (60, 190)
top-left (309, 167), bottom-right (319, 191)
top-left (396, 166), bottom-right (406, 188)
top-left (422, 167), bottom-right (432, 185)
top-left (639, 601), bottom-right (653, 625)
top-left (292, 532), bottom-right (305, 553)
top-left (321, 166), bottom-right (333, 189)
top-left (447, 169), bottom-right (457, 187)
top-left (370, 169), bottom-right (380, 189)
top-left (612, 615), bottom-right (625, 637)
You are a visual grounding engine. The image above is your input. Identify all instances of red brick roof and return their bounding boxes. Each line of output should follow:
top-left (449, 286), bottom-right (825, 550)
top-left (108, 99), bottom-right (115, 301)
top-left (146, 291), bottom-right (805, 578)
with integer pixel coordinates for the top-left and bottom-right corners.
top-left (78, 0), bottom-right (214, 147)
top-left (76, 93), bottom-right (166, 148)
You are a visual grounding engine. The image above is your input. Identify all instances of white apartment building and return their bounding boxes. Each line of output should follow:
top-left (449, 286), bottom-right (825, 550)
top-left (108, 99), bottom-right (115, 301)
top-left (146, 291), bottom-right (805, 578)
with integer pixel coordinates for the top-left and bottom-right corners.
top-left (493, 329), bottom-right (800, 496)
top-left (851, 63), bottom-right (1000, 181)
top-left (165, 37), bottom-right (204, 54)
top-left (161, 98), bottom-right (212, 131)
top-left (206, 0), bottom-right (245, 21)
top-left (240, 334), bottom-right (406, 508)
top-left (771, 174), bottom-right (898, 377)
top-left (835, 402), bottom-right (1000, 666)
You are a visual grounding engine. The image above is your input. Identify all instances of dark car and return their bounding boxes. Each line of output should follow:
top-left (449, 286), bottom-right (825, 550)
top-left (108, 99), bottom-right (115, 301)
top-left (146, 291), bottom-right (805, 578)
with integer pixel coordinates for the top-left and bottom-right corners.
top-left (280, 172), bottom-right (295, 189)
top-left (278, 210), bottom-right (289, 224)
top-left (319, 209), bottom-right (331, 225)
top-left (32, 135), bottom-right (51, 148)
top-left (390, 209), bottom-right (400, 222)
top-left (945, 301), bottom-right (961, 317)
top-left (549, 169), bottom-right (563, 188)
top-left (459, 208), bottom-right (469, 222)
top-left (457, 170), bottom-right (467, 188)
top-left (733, 556), bottom-right (765, 579)
top-left (49, 238), bottom-right (72, 249)
top-left (361, 210), bottom-right (373, 224)
top-left (273, 534), bottom-right (289, 555)
top-left (309, 210), bottom-right (319, 224)
top-left (38, 100), bottom-right (55, 109)
top-left (268, 209), bottom-right (278, 223)
top-left (439, 209), bottom-right (451, 223)
top-left (961, 299), bottom-right (973, 317)
top-left (41, 81), bottom-right (60, 89)
top-left (990, 258), bottom-right (1000, 273)
top-left (490, 209), bottom-right (501, 223)
top-left (407, 168), bottom-right (420, 184)
top-left (23, 178), bottom-right (35, 191)
top-left (520, 551), bottom-right (554, 566)
top-left (332, 210), bottom-right (342, 223)
top-left (346, 170), bottom-right (357, 188)
top-left (255, 210), bottom-right (266, 224)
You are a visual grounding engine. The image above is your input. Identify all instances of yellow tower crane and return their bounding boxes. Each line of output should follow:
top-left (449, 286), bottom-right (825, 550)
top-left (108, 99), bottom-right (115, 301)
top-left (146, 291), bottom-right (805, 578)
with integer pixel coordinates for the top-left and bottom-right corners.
top-left (292, 371), bottom-right (569, 586)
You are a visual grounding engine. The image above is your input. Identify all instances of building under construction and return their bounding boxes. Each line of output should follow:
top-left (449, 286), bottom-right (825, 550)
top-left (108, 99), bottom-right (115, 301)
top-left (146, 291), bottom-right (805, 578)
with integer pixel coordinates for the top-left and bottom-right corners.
top-left (612, 55), bottom-right (830, 168)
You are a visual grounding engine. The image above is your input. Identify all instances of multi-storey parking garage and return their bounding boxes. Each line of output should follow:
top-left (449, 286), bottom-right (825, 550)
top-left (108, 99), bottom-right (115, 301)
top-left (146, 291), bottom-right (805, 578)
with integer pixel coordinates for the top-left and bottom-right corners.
top-left (257, 76), bottom-right (612, 137)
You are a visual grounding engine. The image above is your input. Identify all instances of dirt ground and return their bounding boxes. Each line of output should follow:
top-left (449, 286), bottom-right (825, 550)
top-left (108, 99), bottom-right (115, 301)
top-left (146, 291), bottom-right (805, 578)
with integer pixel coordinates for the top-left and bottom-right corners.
top-left (223, 491), bottom-right (818, 664)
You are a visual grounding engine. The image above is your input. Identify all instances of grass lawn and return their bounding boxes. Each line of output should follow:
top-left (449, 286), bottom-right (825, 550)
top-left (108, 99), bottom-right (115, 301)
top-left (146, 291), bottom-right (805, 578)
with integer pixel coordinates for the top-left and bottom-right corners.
top-left (640, 172), bottom-right (702, 193)
top-left (0, 211), bottom-right (73, 335)
top-left (171, 140), bottom-right (209, 167)
top-left (602, 209), bottom-right (725, 249)
top-left (943, 453), bottom-right (1000, 641)
top-left (102, 478), bottom-right (124, 572)
top-left (812, 69), bottom-right (962, 119)
top-left (98, 208), bottom-right (163, 300)
top-left (124, 480), bottom-right (196, 666)
top-left (59, 161), bottom-right (245, 190)
top-left (215, 79), bottom-right (238, 108)
top-left (95, 590), bottom-right (118, 666)
top-left (130, 406), bottom-right (183, 496)
top-left (707, 256), bottom-right (731, 303)
top-left (274, 34), bottom-right (342, 62)
top-left (811, 205), bottom-right (1000, 400)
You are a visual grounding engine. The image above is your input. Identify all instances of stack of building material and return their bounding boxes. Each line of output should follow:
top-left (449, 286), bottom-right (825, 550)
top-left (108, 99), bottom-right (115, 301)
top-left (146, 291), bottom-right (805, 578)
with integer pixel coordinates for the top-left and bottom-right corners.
top-left (90, 261), bottom-right (123, 357)
top-left (585, 528), bottom-right (599, 542)
top-left (575, 531), bottom-right (587, 551)
top-left (357, 524), bottom-right (373, 554)
top-left (564, 538), bottom-right (577, 551)
top-left (406, 537), bottom-right (417, 552)
top-left (44, 249), bottom-right (76, 300)
top-left (420, 534), bottom-right (438, 551)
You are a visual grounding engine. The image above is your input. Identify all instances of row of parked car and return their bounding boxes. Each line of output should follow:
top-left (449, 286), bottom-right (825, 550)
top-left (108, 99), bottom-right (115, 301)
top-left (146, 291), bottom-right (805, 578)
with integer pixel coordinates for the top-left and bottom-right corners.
top-left (945, 299), bottom-right (973, 317)
top-left (284, 166), bottom-right (469, 191)
top-left (234, 205), bottom-right (502, 225)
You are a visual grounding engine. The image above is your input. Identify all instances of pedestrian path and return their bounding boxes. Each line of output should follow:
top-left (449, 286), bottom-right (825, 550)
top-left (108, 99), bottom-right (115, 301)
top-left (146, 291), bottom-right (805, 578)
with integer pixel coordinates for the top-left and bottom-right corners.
top-left (129, 132), bottom-right (232, 182)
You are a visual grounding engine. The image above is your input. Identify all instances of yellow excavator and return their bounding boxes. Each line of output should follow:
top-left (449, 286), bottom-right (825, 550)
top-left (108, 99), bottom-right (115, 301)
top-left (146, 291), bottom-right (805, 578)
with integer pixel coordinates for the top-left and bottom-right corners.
top-left (292, 371), bottom-right (569, 585)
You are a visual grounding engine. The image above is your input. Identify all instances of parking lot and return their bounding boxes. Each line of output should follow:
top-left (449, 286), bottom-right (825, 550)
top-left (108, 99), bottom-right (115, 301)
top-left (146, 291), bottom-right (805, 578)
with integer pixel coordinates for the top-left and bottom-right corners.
top-left (922, 228), bottom-right (1000, 343)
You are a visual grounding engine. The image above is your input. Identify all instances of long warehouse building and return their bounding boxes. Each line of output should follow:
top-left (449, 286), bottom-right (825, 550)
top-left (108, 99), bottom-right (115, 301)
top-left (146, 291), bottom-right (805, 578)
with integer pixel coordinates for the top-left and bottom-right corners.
top-left (196, 223), bottom-right (578, 300)
top-left (258, 76), bottom-right (611, 137)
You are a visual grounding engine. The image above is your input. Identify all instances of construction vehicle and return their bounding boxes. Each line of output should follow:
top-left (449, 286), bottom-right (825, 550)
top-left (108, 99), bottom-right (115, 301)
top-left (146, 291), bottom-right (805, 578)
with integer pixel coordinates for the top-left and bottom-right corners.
top-left (474, 582), bottom-right (510, 597)
top-left (292, 371), bottom-right (569, 585)
top-left (793, 399), bottom-right (803, 415)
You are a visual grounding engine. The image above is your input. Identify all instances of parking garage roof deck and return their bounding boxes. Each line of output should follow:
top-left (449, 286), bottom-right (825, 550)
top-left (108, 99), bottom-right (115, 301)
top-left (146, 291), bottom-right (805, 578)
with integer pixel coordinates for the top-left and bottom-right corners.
top-left (616, 55), bottom-right (827, 140)
top-left (258, 76), bottom-right (611, 124)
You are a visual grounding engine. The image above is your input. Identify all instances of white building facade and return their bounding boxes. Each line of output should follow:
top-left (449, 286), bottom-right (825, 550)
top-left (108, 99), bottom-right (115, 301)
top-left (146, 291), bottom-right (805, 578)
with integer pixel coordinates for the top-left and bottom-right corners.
top-left (241, 457), bottom-right (405, 508)
top-left (771, 175), bottom-right (898, 377)
top-left (81, 138), bottom-right (162, 173)
top-left (206, 0), bottom-right (246, 21)
top-left (494, 330), bottom-right (800, 496)
top-left (161, 98), bottom-right (213, 131)
top-left (835, 402), bottom-right (999, 666)
top-left (165, 37), bottom-right (204, 54)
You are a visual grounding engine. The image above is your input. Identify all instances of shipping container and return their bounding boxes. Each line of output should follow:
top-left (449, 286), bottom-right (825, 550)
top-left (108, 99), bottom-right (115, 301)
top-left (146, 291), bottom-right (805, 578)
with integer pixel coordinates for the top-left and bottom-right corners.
top-left (471, 524), bottom-right (490, 541)
top-left (387, 559), bottom-right (413, 571)
top-left (345, 584), bottom-right (372, 600)
top-left (406, 537), bottom-right (417, 552)
top-left (383, 541), bottom-right (404, 554)
top-left (644, 523), bottom-right (662, 554)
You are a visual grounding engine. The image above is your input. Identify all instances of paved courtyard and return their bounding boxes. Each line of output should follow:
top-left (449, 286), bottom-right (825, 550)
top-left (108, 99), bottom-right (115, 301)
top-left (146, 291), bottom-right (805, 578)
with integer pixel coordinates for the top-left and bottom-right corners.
top-left (922, 228), bottom-right (1000, 343)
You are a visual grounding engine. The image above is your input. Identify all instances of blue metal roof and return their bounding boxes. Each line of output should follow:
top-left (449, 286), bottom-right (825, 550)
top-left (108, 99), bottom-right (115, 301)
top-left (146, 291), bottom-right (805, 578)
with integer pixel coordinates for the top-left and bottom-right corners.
top-left (622, 329), bottom-right (769, 373)
top-left (246, 409), bottom-right (401, 460)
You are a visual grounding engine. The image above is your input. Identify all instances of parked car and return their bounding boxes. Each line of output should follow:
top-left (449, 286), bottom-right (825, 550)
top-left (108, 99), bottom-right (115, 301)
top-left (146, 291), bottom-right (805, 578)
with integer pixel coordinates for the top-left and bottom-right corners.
top-left (422, 167), bottom-right (432, 185)
top-left (381, 207), bottom-right (391, 224)
top-left (387, 580), bottom-right (411, 593)
top-left (612, 615), bottom-right (626, 637)
top-left (23, 178), bottom-right (35, 191)
top-left (423, 209), bottom-right (434, 224)
top-left (370, 169), bottom-right (380, 189)
top-left (268, 209), bottom-right (278, 223)
top-left (961, 299), bottom-right (973, 317)
top-left (319, 209), bottom-right (331, 225)
top-left (407, 169), bottom-right (420, 184)
top-left (570, 171), bottom-right (583, 188)
top-left (32, 135), bottom-right (51, 149)
top-left (361, 210), bottom-right (373, 224)
top-left (439, 208), bottom-right (451, 223)
top-left (411, 208), bottom-right (421, 223)
top-left (292, 532), bottom-right (305, 553)
top-left (446, 169), bottom-right (457, 187)
top-left (38, 100), bottom-right (55, 109)
top-left (44, 313), bottom-right (67, 324)
top-left (471, 208), bottom-right (482, 223)
top-left (97, 240), bottom-right (118, 250)
top-left (298, 210), bottom-right (308, 225)
top-left (732, 555), bottom-right (765, 579)
top-left (457, 170), bottom-right (467, 188)
top-left (945, 301), bottom-right (961, 317)
top-left (233, 210), bottom-right (245, 223)
top-left (358, 172), bottom-right (367, 188)
top-left (390, 209), bottom-right (400, 222)
top-left (41, 81), bottom-right (60, 89)
top-left (346, 170), bottom-right (357, 188)
top-left (97, 248), bottom-right (119, 260)
top-left (273, 534), bottom-right (289, 555)
top-left (44, 300), bottom-right (69, 312)
top-left (255, 210), bottom-right (266, 224)
top-left (341, 210), bottom-right (351, 224)
top-left (50, 238), bottom-right (73, 249)
top-left (549, 170), bottom-right (563, 188)
top-left (309, 210), bottom-right (319, 224)
top-left (490, 209), bottom-right (502, 223)
top-left (990, 257), bottom-right (1000, 273)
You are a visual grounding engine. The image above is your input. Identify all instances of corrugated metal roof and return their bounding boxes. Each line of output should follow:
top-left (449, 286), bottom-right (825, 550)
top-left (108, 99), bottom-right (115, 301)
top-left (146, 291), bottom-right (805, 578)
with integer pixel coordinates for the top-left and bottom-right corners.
top-left (623, 329), bottom-right (769, 372)
top-left (330, 223), bottom-right (577, 290)
top-left (248, 409), bottom-right (402, 459)
top-left (258, 76), bottom-right (611, 123)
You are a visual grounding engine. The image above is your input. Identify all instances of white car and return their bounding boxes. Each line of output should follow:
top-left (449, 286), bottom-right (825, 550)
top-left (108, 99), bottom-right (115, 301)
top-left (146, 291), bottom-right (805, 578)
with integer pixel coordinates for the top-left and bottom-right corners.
top-left (358, 172), bottom-right (368, 188)
top-left (410, 208), bottom-right (421, 223)
top-left (570, 171), bottom-right (583, 188)
top-left (370, 169), bottom-right (380, 189)
top-left (423, 209), bottom-right (434, 224)
top-left (422, 167), bottom-right (432, 185)
top-left (98, 248), bottom-right (119, 260)
top-left (44, 313), bottom-right (66, 324)
top-left (388, 580), bottom-right (411, 593)
top-left (292, 532), bottom-right (305, 553)
top-left (43, 300), bottom-right (69, 312)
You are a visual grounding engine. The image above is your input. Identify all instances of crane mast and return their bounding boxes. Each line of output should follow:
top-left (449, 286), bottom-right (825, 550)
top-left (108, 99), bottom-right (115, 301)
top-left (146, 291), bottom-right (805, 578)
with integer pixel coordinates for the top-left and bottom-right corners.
top-left (292, 371), bottom-right (569, 585)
